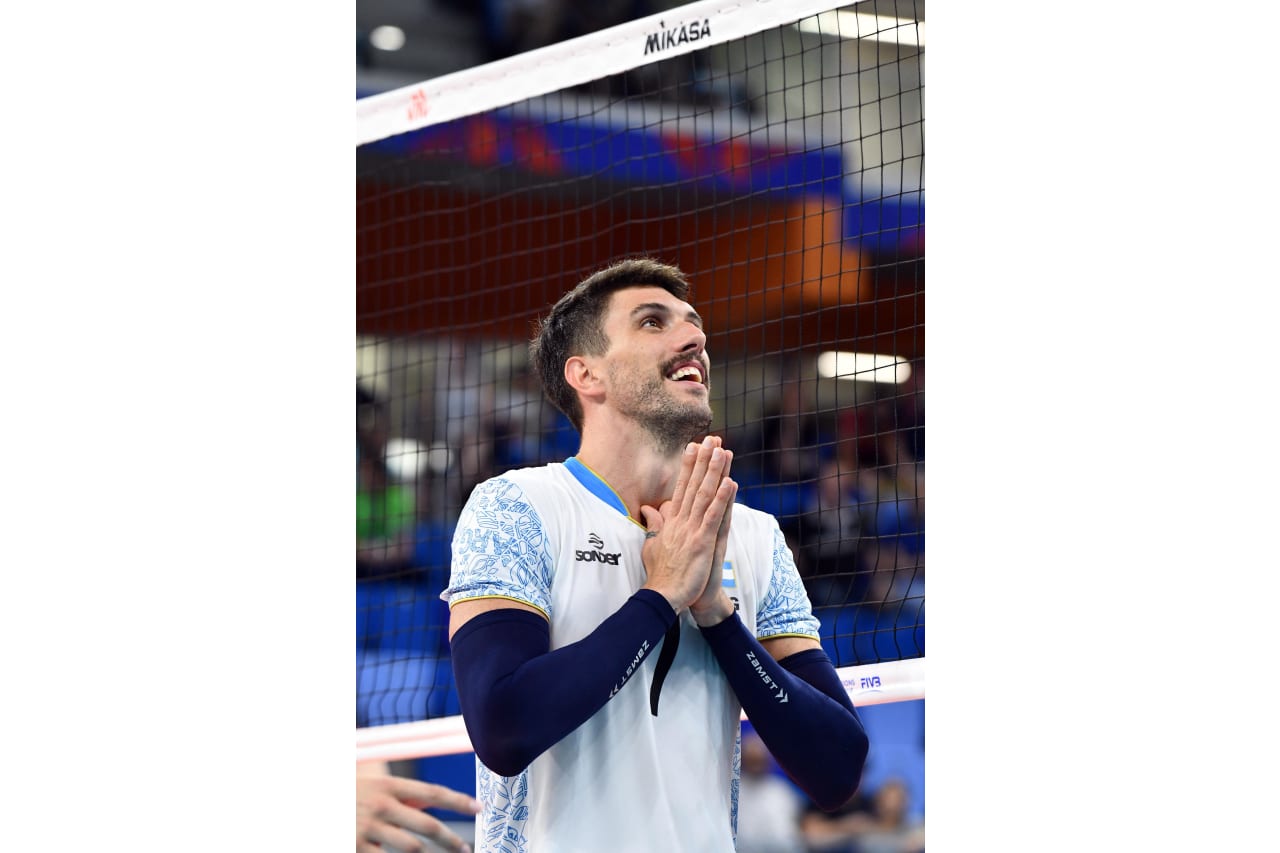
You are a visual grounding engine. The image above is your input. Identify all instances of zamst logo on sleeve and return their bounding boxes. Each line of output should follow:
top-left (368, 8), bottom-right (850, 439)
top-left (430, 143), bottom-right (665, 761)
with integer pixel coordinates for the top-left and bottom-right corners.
top-left (643, 18), bottom-right (711, 55)
top-left (576, 532), bottom-right (622, 564)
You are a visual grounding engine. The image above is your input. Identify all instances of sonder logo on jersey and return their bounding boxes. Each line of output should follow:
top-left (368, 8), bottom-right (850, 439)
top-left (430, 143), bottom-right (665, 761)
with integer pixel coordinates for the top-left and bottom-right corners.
top-left (575, 532), bottom-right (622, 564)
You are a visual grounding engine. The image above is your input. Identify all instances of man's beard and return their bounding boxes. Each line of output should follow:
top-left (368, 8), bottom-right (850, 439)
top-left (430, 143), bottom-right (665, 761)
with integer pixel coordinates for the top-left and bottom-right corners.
top-left (610, 365), bottom-right (713, 456)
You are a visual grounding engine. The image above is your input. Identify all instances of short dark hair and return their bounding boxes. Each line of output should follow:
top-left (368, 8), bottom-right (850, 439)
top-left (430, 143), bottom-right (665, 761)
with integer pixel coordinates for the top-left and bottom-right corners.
top-left (530, 257), bottom-right (692, 433)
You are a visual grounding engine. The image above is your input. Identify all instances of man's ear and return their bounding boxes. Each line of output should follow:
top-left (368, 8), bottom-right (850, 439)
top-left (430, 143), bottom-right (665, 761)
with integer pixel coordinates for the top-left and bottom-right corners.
top-left (564, 355), bottom-right (604, 401)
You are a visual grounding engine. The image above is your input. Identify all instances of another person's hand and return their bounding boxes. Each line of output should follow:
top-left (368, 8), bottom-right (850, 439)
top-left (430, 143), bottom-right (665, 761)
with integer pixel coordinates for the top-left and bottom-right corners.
top-left (357, 767), bottom-right (481, 852)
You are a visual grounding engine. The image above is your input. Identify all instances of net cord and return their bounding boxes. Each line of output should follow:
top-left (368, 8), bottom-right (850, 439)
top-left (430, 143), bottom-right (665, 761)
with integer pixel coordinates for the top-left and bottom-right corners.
top-left (356, 0), bottom-right (854, 145)
top-left (356, 657), bottom-right (923, 764)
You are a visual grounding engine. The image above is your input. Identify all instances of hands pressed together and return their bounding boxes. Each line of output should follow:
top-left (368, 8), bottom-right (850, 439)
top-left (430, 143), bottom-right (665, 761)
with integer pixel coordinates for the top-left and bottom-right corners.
top-left (639, 435), bottom-right (737, 626)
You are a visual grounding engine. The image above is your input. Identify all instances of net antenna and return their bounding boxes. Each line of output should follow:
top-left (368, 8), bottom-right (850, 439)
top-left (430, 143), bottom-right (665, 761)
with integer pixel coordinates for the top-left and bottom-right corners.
top-left (356, 0), bottom-right (925, 764)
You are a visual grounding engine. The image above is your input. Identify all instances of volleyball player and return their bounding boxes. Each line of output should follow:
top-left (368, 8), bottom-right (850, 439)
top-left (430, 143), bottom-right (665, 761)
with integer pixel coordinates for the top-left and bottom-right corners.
top-left (444, 258), bottom-right (868, 852)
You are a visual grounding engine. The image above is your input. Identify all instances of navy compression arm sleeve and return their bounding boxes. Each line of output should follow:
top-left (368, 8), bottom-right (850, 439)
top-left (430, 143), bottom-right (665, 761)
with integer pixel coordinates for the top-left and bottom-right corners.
top-left (699, 614), bottom-right (869, 811)
top-left (449, 590), bottom-right (676, 777)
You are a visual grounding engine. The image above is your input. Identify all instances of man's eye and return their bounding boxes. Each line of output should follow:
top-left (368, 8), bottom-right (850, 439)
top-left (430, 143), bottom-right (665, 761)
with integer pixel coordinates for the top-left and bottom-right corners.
top-left (641, 317), bottom-right (661, 328)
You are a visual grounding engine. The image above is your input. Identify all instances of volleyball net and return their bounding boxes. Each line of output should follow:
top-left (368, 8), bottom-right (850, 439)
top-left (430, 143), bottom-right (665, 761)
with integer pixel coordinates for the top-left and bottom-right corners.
top-left (356, 0), bottom-right (924, 763)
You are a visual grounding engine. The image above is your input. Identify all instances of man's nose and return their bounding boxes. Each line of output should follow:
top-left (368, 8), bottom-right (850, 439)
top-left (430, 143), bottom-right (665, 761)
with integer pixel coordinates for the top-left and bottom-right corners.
top-left (677, 322), bottom-right (706, 353)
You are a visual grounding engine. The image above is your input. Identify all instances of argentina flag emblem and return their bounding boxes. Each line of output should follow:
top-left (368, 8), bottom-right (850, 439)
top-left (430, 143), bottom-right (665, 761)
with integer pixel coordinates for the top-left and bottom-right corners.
top-left (721, 561), bottom-right (740, 611)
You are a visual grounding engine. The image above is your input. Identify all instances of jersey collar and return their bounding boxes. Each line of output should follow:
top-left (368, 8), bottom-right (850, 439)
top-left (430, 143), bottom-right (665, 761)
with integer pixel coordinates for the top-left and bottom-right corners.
top-left (563, 456), bottom-right (631, 518)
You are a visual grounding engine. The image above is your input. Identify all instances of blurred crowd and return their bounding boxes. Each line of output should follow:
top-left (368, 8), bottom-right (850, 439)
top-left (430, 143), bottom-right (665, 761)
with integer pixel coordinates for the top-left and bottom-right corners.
top-left (738, 726), bottom-right (924, 853)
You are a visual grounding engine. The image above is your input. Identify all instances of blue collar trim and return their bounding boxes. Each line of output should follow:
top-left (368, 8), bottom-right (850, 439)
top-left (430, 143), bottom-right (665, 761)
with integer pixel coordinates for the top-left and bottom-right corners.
top-left (564, 457), bottom-right (630, 518)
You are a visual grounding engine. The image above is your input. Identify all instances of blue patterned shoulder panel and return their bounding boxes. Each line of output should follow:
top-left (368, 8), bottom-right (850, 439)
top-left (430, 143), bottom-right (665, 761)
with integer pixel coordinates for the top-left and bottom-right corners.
top-left (756, 518), bottom-right (821, 640)
top-left (446, 475), bottom-right (556, 617)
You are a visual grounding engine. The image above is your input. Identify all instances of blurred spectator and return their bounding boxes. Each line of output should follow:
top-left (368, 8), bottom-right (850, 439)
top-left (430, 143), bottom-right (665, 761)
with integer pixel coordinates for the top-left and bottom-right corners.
top-left (798, 456), bottom-right (868, 607)
top-left (814, 400), bottom-right (923, 665)
top-left (801, 778), bottom-right (923, 853)
top-left (836, 401), bottom-right (924, 586)
top-left (894, 359), bottom-right (924, 463)
top-left (358, 385), bottom-right (416, 578)
top-left (491, 357), bottom-right (553, 470)
top-left (434, 339), bottom-right (500, 512)
top-left (735, 730), bottom-right (806, 853)
top-left (799, 786), bottom-right (874, 853)
top-left (862, 412), bottom-right (923, 623)
top-left (737, 367), bottom-right (828, 548)
top-left (409, 466), bottom-right (455, 594)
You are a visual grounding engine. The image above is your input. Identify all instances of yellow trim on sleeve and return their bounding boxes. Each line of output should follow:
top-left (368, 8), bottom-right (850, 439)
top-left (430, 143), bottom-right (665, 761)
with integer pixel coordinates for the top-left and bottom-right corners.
top-left (447, 594), bottom-right (550, 621)
top-left (757, 632), bottom-right (822, 642)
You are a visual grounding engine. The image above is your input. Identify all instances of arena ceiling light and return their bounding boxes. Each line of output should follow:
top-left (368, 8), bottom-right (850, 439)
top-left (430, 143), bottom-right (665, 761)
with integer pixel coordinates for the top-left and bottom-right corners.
top-left (794, 11), bottom-right (925, 46)
top-left (369, 25), bottom-right (406, 52)
top-left (817, 351), bottom-right (912, 384)
top-left (383, 437), bottom-right (427, 481)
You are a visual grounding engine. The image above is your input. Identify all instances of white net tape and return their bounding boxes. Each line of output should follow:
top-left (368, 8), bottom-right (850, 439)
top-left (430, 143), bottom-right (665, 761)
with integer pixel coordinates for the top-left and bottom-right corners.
top-left (357, 657), bottom-right (923, 763)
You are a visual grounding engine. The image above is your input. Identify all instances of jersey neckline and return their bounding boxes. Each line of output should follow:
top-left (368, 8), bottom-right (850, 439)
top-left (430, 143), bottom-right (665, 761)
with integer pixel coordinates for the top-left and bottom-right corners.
top-left (563, 457), bottom-right (644, 528)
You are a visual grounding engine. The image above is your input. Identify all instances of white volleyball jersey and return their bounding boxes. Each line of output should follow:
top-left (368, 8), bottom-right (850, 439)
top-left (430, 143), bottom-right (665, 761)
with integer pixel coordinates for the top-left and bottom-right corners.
top-left (444, 457), bottom-right (820, 853)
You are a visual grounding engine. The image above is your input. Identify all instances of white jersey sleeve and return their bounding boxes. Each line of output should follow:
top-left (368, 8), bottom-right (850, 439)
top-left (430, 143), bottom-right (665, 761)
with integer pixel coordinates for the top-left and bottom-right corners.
top-left (444, 475), bottom-right (556, 618)
top-left (756, 521), bottom-right (822, 641)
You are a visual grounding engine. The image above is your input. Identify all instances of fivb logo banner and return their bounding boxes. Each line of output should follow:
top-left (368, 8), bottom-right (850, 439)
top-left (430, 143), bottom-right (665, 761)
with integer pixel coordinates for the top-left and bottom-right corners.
top-left (830, 658), bottom-right (926, 708)
top-left (842, 671), bottom-right (885, 700)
